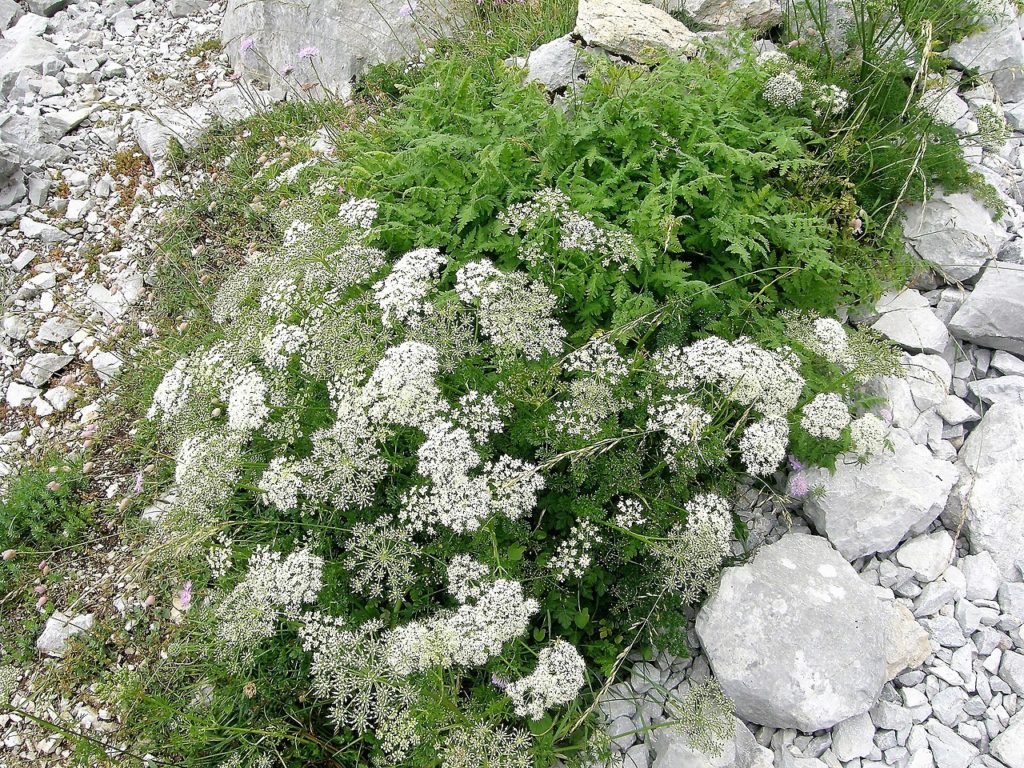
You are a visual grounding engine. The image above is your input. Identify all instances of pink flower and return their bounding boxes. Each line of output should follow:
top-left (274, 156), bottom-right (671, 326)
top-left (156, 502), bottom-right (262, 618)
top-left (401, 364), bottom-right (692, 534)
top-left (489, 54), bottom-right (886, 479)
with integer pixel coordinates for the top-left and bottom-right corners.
top-left (398, 1), bottom-right (416, 16)
top-left (133, 471), bottom-right (143, 495)
top-left (281, 64), bottom-right (295, 76)
top-left (179, 581), bottom-right (193, 609)
top-left (240, 37), bottom-right (255, 53)
top-left (788, 475), bottom-right (809, 498)
top-left (229, 71), bottom-right (242, 81)
top-left (298, 46), bottom-right (320, 60)
top-left (787, 455), bottom-right (803, 471)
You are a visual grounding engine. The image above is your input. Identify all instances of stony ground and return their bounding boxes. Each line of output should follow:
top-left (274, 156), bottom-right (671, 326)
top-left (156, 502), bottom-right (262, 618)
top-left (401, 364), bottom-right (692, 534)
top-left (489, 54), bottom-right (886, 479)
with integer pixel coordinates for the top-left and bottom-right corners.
top-left (2, 1), bottom-right (1024, 768)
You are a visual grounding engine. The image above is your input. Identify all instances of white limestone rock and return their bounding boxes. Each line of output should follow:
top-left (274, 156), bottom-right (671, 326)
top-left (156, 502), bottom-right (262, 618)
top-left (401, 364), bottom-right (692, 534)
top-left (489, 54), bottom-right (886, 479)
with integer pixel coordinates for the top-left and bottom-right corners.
top-left (696, 534), bottom-right (887, 731)
top-left (945, 401), bottom-right (1024, 578)
top-left (525, 35), bottom-right (589, 92)
top-left (36, 611), bottom-right (94, 657)
top-left (651, 716), bottom-right (772, 768)
top-left (797, 429), bottom-right (959, 560)
top-left (575, 0), bottom-right (699, 63)
top-left (903, 192), bottom-right (1009, 282)
top-left (949, 262), bottom-right (1024, 356)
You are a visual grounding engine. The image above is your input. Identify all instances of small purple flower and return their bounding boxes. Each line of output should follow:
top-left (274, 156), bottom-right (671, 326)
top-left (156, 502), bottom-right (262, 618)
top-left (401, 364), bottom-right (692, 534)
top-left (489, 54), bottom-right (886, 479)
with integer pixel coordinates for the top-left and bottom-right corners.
top-left (179, 580), bottom-right (193, 610)
top-left (298, 46), bottom-right (320, 60)
top-left (281, 64), bottom-right (295, 77)
top-left (788, 475), bottom-right (810, 498)
top-left (880, 406), bottom-right (893, 425)
top-left (787, 455), bottom-right (804, 472)
top-left (229, 71), bottom-right (242, 81)
top-left (133, 471), bottom-right (143, 495)
top-left (491, 673), bottom-right (508, 690)
top-left (240, 37), bottom-right (255, 53)
top-left (398, 0), bottom-right (416, 16)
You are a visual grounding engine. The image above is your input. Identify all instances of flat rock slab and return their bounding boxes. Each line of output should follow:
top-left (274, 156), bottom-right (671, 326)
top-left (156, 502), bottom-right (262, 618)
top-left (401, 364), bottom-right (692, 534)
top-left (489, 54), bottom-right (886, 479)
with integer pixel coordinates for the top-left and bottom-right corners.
top-left (902, 191), bottom-right (1008, 282)
top-left (696, 533), bottom-right (887, 732)
top-left (575, 0), bottom-right (699, 63)
top-left (36, 611), bottom-right (94, 657)
top-left (945, 401), bottom-right (1024, 578)
top-left (652, 715), bottom-right (771, 768)
top-left (797, 428), bottom-right (959, 560)
top-left (949, 262), bottom-right (1024, 357)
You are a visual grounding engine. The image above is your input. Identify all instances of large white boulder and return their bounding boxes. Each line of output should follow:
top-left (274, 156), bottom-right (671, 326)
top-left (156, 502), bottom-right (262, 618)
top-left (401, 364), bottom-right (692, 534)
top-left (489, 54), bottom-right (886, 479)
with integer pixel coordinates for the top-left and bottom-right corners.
top-left (902, 191), bottom-right (1009, 282)
top-left (696, 534), bottom-right (888, 731)
top-left (221, 0), bottom-right (450, 97)
top-left (947, 9), bottom-right (1024, 102)
top-left (575, 0), bottom-right (699, 63)
top-left (945, 402), bottom-right (1024, 578)
top-left (948, 262), bottom-right (1024, 357)
top-left (654, 0), bottom-right (781, 30)
top-left (871, 289), bottom-right (949, 354)
top-left (525, 35), bottom-right (589, 92)
top-left (797, 429), bottom-right (959, 560)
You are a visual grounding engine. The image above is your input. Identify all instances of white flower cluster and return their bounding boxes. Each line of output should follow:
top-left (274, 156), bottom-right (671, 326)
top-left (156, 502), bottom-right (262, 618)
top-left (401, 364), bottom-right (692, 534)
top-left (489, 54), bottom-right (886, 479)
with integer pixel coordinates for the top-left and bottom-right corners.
top-left (488, 455), bottom-right (546, 522)
top-left (650, 395), bottom-right (712, 459)
top-left (684, 493), bottom-right (732, 558)
top-left (738, 416), bottom-right (790, 476)
top-left (344, 519), bottom-right (421, 602)
top-left (548, 519), bottom-right (602, 581)
top-left (226, 368), bottom-right (270, 432)
top-left (446, 554), bottom-right (490, 604)
top-left (499, 188), bottom-right (640, 268)
top-left (551, 377), bottom-right (620, 439)
top-left (567, 338), bottom-right (629, 383)
top-left (453, 390), bottom-right (504, 444)
top-left (613, 497), bottom-right (645, 528)
top-left (656, 336), bottom-right (804, 417)
top-left (456, 261), bottom-right (566, 359)
top-left (850, 413), bottom-right (887, 457)
top-left (801, 392), bottom-right (851, 440)
top-left (217, 545), bottom-right (324, 649)
top-left (205, 532), bottom-right (234, 580)
top-left (336, 196), bottom-right (379, 231)
top-left (386, 579), bottom-right (539, 675)
top-left (763, 71), bottom-right (804, 108)
top-left (362, 341), bottom-right (446, 429)
top-left (260, 323), bottom-right (307, 370)
top-left (374, 247), bottom-right (447, 325)
top-left (506, 640), bottom-right (587, 720)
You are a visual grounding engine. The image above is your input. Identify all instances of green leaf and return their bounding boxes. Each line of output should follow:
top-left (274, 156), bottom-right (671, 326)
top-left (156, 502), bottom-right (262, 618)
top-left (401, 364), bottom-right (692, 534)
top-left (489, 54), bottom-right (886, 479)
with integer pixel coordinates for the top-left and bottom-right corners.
top-left (574, 608), bottom-right (590, 629)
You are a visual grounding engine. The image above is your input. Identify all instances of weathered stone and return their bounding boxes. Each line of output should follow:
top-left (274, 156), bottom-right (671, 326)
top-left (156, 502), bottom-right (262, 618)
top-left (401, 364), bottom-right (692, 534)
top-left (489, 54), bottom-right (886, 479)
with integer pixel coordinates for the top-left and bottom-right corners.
top-left (798, 429), bottom-right (959, 560)
top-left (903, 191), bottom-right (1009, 282)
top-left (968, 375), bottom-right (1024, 405)
top-left (575, 0), bottom-right (699, 63)
top-left (924, 721), bottom-right (978, 768)
top-left (831, 712), bottom-right (876, 761)
top-left (947, 11), bottom-right (1024, 103)
top-left (26, 0), bottom-right (68, 17)
top-left (945, 402), bottom-right (1024, 578)
top-left (1000, 651), bottom-right (1024, 695)
top-left (36, 611), bottom-right (94, 657)
top-left (0, 0), bottom-right (23, 31)
top-left (20, 352), bottom-right (73, 386)
top-left (882, 600), bottom-right (931, 680)
top-left (655, 0), bottom-right (781, 29)
top-left (867, 354), bottom-right (951, 444)
top-left (999, 582), bottom-right (1024, 619)
top-left (169, 0), bottom-right (211, 17)
top-left (936, 396), bottom-right (979, 426)
top-left (652, 716), bottom-right (771, 768)
top-left (697, 534), bottom-right (887, 731)
top-left (525, 35), bottom-right (589, 92)
top-left (989, 712), bottom-right (1024, 768)
top-left (4, 12), bottom-right (47, 40)
top-left (872, 290), bottom-right (948, 354)
top-left (896, 531), bottom-right (955, 583)
top-left (948, 262), bottom-right (1024, 356)
top-left (222, 0), bottom-right (450, 97)
top-left (961, 552), bottom-right (1002, 601)
top-left (0, 36), bottom-right (62, 95)
top-left (18, 216), bottom-right (67, 242)
top-left (5, 381), bottom-right (40, 408)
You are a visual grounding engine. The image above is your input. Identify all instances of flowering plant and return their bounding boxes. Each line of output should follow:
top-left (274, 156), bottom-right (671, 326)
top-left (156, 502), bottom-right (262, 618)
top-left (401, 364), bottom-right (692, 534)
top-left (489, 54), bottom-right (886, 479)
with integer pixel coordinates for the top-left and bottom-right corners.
top-left (144, 181), bottom-right (898, 764)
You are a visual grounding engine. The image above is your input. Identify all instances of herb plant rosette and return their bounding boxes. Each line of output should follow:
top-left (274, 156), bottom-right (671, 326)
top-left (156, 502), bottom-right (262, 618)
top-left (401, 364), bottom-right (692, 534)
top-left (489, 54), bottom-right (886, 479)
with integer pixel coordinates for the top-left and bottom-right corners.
top-left (144, 177), bottom-right (899, 765)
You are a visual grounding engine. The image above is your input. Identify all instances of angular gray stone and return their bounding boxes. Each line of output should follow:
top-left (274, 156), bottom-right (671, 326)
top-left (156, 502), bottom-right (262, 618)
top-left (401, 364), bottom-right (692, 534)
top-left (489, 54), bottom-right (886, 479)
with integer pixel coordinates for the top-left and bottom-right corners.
top-left (169, 0), bottom-right (211, 17)
top-left (1000, 651), bottom-right (1024, 695)
top-left (949, 262), bottom-right (1024, 356)
top-left (21, 352), bottom-right (73, 386)
top-left (936, 395), bottom-right (979, 426)
top-left (26, 0), bottom-right (67, 17)
top-left (896, 531), bottom-right (954, 583)
top-left (872, 291), bottom-right (949, 354)
top-left (903, 192), bottom-right (1009, 282)
top-left (696, 534), bottom-right (887, 731)
top-left (924, 721), bottom-right (978, 768)
top-left (798, 429), bottom-right (959, 560)
top-left (882, 600), bottom-right (931, 680)
top-left (656, 0), bottom-right (781, 29)
top-left (36, 611), bottom-right (94, 657)
top-left (947, 11), bottom-right (1024, 102)
top-left (525, 35), bottom-right (589, 92)
top-left (968, 375), bottom-right (1024, 405)
top-left (832, 712), bottom-right (876, 761)
top-left (0, 0), bottom-right (23, 31)
top-left (222, 0), bottom-right (450, 97)
top-left (989, 711), bottom-right (1024, 768)
top-left (961, 552), bottom-right (1001, 601)
top-left (575, 0), bottom-right (699, 63)
top-left (0, 36), bottom-right (62, 95)
top-left (19, 216), bottom-right (67, 242)
top-left (999, 582), bottom-right (1024, 620)
top-left (867, 354), bottom-right (951, 444)
top-left (652, 716), bottom-right (771, 768)
top-left (4, 12), bottom-right (47, 40)
top-left (945, 402), bottom-right (1024, 578)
